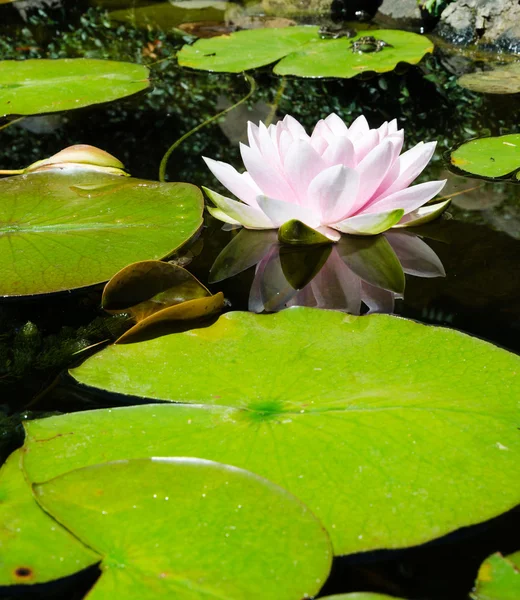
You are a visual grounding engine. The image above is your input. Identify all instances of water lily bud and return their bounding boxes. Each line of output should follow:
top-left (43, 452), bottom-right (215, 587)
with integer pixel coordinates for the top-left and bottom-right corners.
top-left (24, 145), bottom-right (127, 175)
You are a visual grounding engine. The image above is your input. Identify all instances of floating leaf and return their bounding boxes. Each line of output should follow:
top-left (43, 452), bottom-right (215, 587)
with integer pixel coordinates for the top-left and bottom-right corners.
top-left (0, 59), bottom-right (150, 118)
top-left (178, 26), bottom-right (319, 73)
top-left (458, 64), bottom-right (520, 95)
top-left (274, 30), bottom-right (434, 78)
top-left (102, 260), bottom-right (224, 343)
top-left (0, 450), bottom-right (98, 586)
top-left (471, 551), bottom-right (520, 600)
top-left (450, 134), bottom-right (520, 180)
top-left (102, 260), bottom-right (211, 314)
top-left (56, 309), bottom-right (520, 555)
top-left (33, 457), bottom-right (332, 599)
top-left (0, 172), bottom-right (203, 297)
top-left (178, 27), bottom-right (433, 77)
top-left (115, 293), bottom-right (225, 344)
top-left (321, 594), bottom-right (404, 600)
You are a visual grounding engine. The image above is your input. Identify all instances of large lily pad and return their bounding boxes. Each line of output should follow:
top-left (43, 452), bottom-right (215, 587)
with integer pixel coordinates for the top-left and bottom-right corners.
top-left (450, 134), bottom-right (520, 180)
top-left (33, 457), bottom-right (332, 599)
top-left (0, 59), bottom-right (150, 118)
top-left (178, 27), bottom-right (433, 77)
top-left (51, 309), bottom-right (520, 555)
top-left (322, 595), bottom-right (404, 600)
top-left (274, 30), bottom-right (434, 78)
top-left (0, 450), bottom-right (99, 585)
top-left (471, 551), bottom-right (520, 600)
top-left (178, 26), bottom-right (318, 73)
top-left (0, 171), bottom-right (203, 297)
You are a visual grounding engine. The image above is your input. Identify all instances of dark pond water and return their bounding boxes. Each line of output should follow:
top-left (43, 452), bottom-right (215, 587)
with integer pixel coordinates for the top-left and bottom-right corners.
top-left (0, 1), bottom-right (519, 599)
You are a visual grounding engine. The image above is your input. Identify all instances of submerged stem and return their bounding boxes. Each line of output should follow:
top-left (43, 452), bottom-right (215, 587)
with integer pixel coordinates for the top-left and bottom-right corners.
top-left (0, 117), bottom-right (25, 132)
top-left (158, 73), bottom-right (256, 183)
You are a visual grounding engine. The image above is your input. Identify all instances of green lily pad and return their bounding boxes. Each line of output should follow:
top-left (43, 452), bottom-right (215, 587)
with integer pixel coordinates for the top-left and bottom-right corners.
top-left (458, 64), bottom-right (520, 95)
top-left (0, 59), bottom-right (150, 118)
top-left (33, 457), bottom-right (332, 599)
top-left (178, 26), bottom-right (320, 73)
top-left (41, 308), bottom-right (520, 555)
top-left (450, 134), bottom-right (520, 180)
top-left (0, 450), bottom-right (99, 585)
top-left (471, 551), bottom-right (520, 600)
top-left (178, 27), bottom-right (433, 77)
top-left (274, 30), bottom-right (434, 78)
top-left (0, 171), bottom-right (203, 297)
top-left (321, 595), bottom-right (404, 600)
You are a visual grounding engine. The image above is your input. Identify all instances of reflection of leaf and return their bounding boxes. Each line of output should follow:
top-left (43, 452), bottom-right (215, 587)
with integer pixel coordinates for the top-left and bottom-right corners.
top-left (68, 308), bottom-right (520, 555)
top-left (450, 134), bottom-right (520, 180)
top-left (32, 457), bottom-right (332, 599)
top-left (178, 27), bottom-right (433, 78)
top-left (109, 1), bottom-right (230, 29)
top-left (0, 59), bottom-right (150, 117)
top-left (0, 172), bottom-right (203, 297)
top-left (0, 450), bottom-right (98, 586)
top-left (471, 551), bottom-right (520, 600)
top-left (209, 230), bottom-right (438, 314)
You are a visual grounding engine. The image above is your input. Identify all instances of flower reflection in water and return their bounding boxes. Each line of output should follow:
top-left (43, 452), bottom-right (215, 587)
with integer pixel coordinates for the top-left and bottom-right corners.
top-left (210, 229), bottom-right (445, 314)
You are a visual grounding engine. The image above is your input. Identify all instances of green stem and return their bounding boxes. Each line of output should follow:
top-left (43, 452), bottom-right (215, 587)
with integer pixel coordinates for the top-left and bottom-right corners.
top-left (0, 169), bottom-right (24, 175)
top-left (0, 117), bottom-right (25, 132)
top-left (158, 73), bottom-right (256, 183)
top-left (265, 77), bottom-right (286, 127)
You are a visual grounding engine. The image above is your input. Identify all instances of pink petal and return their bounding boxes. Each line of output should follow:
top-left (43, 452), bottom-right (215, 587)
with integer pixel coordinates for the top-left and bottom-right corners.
top-left (203, 157), bottom-right (261, 208)
top-left (346, 115), bottom-right (370, 141)
top-left (246, 122), bottom-right (261, 153)
top-left (257, 121), bottom-right (282, 168)
top-left (282, 114), bottom-right (309, 140)
top-left (282, 139), bottom-right (327, 204)
top-left (377, 121), bottom-right (388, 141)
top-left (352, 139), bottom-right (395, 213)
top-left (374, 141), bottom-right (437, 200)
top-left (332, 209), bottom-right (404, 235)
top-left (240, 143), bottom-right (298, 203)
top-left (324, 113), bottom-right (349, 137)
top-left (256, 195), bottom-right (321, 228)
top-left (322, 136), bottom-right (356, 168)
top-left (365, 179), bottom-right (447, 215)
top-left (352, 130), bottom-right (379, 163)
top-left (307, 164), bottom-right (359, 223)
top-left (388, 119), bottom-right (398, 134)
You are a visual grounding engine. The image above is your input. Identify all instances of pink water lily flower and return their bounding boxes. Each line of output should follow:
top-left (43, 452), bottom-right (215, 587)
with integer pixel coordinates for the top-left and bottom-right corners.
top-left (203, 114), bottom-right (449, 240)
